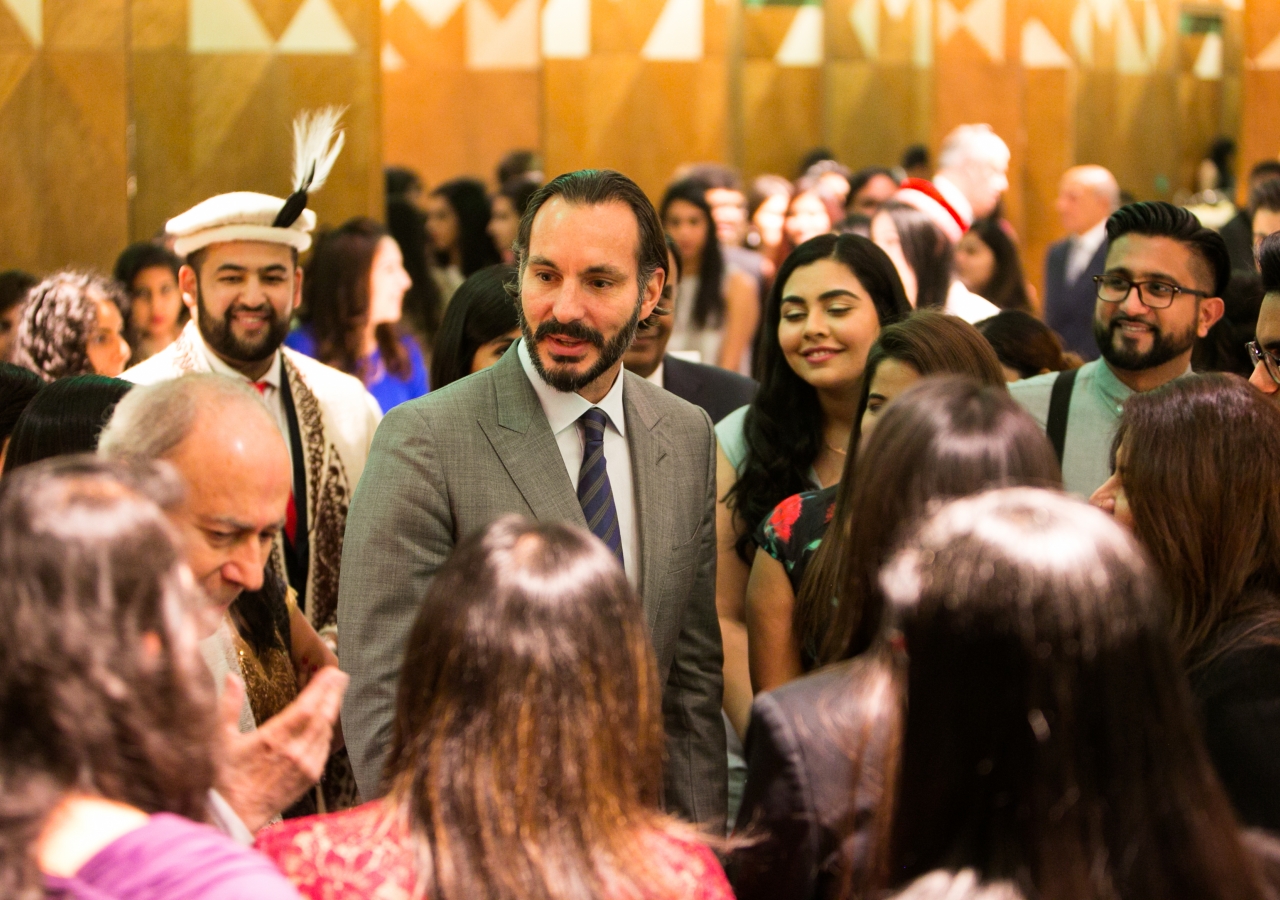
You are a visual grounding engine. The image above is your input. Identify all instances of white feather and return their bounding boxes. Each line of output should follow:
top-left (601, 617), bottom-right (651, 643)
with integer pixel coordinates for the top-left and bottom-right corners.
top-left (291, 106), bottom-right (347, 194)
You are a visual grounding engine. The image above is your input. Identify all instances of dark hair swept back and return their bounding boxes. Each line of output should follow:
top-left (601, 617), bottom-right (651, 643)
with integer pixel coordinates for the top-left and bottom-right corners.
top-left (1105, 201), bottom-right (1230, 297)
top-left (0, 455), bottom-right (216, 899)
top-left (428, 263), bottom-right (520, 391)
top-left (1258, 231), bottom-right (1280, 295)
top-left (660, 178), bottom-right (726, 329)
top-left (384, 515), bottom-right (690, 900)
top-left (514, 169), bottom-right (669, 298)
top-left (2, 375), bottom-right (133, 475)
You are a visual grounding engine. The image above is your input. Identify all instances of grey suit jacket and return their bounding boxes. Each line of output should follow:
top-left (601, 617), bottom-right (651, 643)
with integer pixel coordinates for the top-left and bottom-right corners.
top-left (338, 346), bottom-right (728, 825)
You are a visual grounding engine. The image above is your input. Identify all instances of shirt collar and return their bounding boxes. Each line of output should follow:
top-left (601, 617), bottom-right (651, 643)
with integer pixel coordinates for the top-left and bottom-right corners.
top-left (644, 360), bottom-right (665, 387)
top-left (1075, 218), bottom-right (1108, 255)
top-left (518, 338), bottom-right (627, 437)
top-left (194, 324), bottom-right (283, 390)
top-left (1092, 357), bottom-right (1192, 416)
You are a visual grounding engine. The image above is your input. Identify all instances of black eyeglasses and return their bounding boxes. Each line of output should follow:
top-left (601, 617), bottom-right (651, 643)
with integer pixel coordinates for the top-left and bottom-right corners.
top-left (1093, 274), bottom-right (1209, 309)
top-left (1248, 341), bottom-right (1280, 386)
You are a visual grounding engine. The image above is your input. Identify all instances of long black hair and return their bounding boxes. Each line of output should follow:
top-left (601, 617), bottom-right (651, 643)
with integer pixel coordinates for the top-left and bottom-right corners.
top-left (432, 178), bottom-right (502, 276)
top-left (726, 233), bottom-right (910, 561)
top-left (660, 179), bottom-right (725, 329)
top-left (3, 375), bottom-right (133, 474)
top-left (880, 200), bottom-right (953, 311)
top-left (964, 217), bottom-right (1030, 311)
top-left (429, 264), bottom-right (520, 391)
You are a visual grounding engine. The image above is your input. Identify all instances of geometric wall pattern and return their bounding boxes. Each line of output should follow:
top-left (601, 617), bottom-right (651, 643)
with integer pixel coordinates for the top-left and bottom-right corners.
top-left (0, 0), bottom-right (380, 274)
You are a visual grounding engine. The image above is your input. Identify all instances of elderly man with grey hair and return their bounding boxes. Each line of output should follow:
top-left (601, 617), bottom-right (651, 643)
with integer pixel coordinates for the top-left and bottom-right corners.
top-left (99, 372), bottom-right (349, 836)
top-left (932, 123), bottom-right (1011, 227)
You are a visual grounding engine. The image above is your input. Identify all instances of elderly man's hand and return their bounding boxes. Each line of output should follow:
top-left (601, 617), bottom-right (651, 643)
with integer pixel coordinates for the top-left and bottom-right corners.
top-left (215, 667), bottom-right (348, 833)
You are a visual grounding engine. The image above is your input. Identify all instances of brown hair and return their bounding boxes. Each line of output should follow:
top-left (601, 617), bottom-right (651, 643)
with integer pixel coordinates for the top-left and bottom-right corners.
top-left (844, 488), bottom-right (1270, 900)
top-left (384, 515), bottom-right (698, 900)
top-left (796, 312), bottom-right (1013, 661)
top-left (301, 217), bottom-right (411, 380)
top-left (11, 271), bottom-right (128, 383)
top-left (1114, 374), bottom-right (1280, 668)
top-left (0, 456), bottom-right (216, 899)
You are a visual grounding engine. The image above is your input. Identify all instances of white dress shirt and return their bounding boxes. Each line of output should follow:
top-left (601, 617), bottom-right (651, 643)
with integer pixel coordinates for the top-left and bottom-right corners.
top-left (645, 360), bottom-right (665, 388)
top-left (1066, 218), bottom-right (1108, 285)
top-left (518, 339), bottom-right (639, 584)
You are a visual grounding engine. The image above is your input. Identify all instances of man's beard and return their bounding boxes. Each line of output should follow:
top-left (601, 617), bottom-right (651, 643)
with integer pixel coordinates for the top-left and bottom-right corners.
top-left (1093, 312), bottom-right (1197, 372)
top-left (519, 294), bottom-right (643, 394)
top-left (196, 285), bottom-right (289, 365)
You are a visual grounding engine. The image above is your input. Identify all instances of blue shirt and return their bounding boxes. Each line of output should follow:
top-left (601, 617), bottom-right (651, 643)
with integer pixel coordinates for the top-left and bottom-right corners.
top-left (285, 324), bottom-right (428, 413)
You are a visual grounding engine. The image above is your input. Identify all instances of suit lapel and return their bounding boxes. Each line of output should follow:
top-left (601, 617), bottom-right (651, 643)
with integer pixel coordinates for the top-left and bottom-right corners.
top-left (479, 348), bottom-right (586, 527)
top-left (625, 375), bottom-right (669, 627)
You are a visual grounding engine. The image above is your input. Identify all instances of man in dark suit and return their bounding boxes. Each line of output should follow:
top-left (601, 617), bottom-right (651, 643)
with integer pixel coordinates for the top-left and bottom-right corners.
top-left (1044, 165), bottom-right (1119, 360)
top-left (338, 170), bottom-right (727, 827)
top-left (624, 240), bottom-right (757, 423)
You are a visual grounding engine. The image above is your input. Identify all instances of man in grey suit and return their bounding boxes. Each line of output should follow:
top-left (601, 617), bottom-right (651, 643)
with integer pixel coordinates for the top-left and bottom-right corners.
top-left (338, 169), bottom-right (727, 826)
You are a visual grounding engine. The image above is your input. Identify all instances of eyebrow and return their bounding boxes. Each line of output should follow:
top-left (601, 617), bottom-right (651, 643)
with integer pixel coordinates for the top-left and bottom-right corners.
top-left (213, 263), bottom-right (290, 276)
top-left (781, 289), bottom-right (862, 305)
top-left (201, 515), bottom-right (285, 533)
top-left (1104, 266), bottom-right (1182, 284)
top-left (581, 263), bottom-right (628, 280)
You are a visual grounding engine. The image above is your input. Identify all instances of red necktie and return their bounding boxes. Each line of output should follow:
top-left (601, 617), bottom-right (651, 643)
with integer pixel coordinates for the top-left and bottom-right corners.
top-left (253, 381), bottom-right (298, 545)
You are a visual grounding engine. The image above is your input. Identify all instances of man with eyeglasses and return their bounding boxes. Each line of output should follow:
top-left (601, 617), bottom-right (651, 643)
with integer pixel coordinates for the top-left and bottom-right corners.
top-left (1010, 202), bottom-right (1227, 496)
top-left (1249, 232), bottom-right (1280, 404)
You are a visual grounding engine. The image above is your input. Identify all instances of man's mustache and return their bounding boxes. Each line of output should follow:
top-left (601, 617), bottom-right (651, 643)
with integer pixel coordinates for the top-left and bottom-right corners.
top-left (534, 319), bottom-right (604, 349)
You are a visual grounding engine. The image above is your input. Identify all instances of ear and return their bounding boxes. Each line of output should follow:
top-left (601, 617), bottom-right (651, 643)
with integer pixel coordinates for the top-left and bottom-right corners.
top-left (178, 264), bottom-right (199, 316)
top-left (1196, 295), bottom-right (1225, 338)
top-left (639, 268), bottom-right (665, 322)
top-left (292, 266), bottom-right (304, 314)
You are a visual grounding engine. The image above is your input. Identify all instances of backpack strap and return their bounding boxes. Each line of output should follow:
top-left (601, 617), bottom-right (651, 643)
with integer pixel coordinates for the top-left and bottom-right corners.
top-left (1046, 367), bottom-right (1078, 465)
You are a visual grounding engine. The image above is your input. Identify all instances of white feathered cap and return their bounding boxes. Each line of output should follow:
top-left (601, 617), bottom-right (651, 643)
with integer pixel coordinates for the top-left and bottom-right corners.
top-left (166, 107), bottom-right (346, 258)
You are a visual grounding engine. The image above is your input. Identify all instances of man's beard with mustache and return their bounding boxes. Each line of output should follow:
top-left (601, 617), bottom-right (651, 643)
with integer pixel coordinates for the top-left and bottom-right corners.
top-left (196, 289), bottom-right (289, 365)
top-left (519, 294), bottom-right (643, 394)
top-left (1093, 312), bottom-right (1197, 372)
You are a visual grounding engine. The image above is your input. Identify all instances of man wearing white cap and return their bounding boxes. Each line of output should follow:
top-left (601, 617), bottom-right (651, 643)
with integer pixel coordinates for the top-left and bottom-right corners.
top-left (124, 109), bottom-right (381, 647)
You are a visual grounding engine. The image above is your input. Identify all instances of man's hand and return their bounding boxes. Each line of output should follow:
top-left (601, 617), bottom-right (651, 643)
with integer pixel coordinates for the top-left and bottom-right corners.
top-left (214, 667), bottom-right (348, 833)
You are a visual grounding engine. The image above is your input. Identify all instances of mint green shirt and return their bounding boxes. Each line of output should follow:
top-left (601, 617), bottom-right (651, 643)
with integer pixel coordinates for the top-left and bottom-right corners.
top-left (1008, 358), bottom-right (1190, 498)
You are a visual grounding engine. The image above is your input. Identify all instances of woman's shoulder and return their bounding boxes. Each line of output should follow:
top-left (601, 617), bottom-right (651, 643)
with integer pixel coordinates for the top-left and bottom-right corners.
top-left (284, 324), bottom-right (317, 358)
top-left (714, 404), bottom-right (750, 470)
top-left (254, 801), bottom-right (415, 900)
top-left (65, 812), bottom-right (300, 899)
top-left (635, 828), bottom-right (733, 900)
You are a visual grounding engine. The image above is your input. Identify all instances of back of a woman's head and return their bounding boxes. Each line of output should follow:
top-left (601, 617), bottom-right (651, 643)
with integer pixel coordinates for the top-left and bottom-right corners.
top-left (869, 311), bottom-right (1007, 388)
top-left (0, 457), bottom-right (214, 896)
top-left (429, 264), bottom-right (519, 390)
top-left (1115, 374), bottom-right (1280, 664)
top-left (2, 375), bottom-right (132, 475)
top-left (976, 310), bottom-right (1074, 379)
top-left (0, 363), bottom-right (42, 447)
top-left (871, 488), bottom-right (1263, 900)
top-left (387, 516), bottom-right (666, 898)
top-left (881, 200), bottom-right (953, 311)
top-left (820, 377), bottom-right (1060, 662)
top-left (11, 271), bottom-right (125, 382)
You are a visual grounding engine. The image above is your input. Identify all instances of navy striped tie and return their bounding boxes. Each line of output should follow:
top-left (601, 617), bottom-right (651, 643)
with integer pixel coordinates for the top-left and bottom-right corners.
top-left (577, 408), bottom-right (624, 566)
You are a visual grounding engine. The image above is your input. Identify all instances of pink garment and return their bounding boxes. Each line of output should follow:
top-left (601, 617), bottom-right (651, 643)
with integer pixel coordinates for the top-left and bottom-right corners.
top-left (256, 800), bottom-right (735, 900)
top-left (44, 813), bottom-right (300, 900)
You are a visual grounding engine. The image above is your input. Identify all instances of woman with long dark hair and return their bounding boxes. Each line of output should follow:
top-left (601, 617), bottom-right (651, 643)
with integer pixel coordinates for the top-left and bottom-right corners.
top-left (256, 516), bottom-right (733, 900)
top-left (287, 217), bottom-right (428, 411)
top-left (0, 456), bottom-right (299, 899)
top-left (730, 382), bottom-right (1060, 900)
top-left (848, 489), bottom-right (1275, 900)
top-left (425, 178), bottom-right (502, 302)
top-left (954, 217), bottom-right (1031, 311)
top-left (747, 313), bottom-right (1010, 692)
top-left (661, 178), bottom-right (759, 373)
top-left (871, 201), bottom-right (999, 323)
top-left (714, 233), bottom-right (910, 738)
top-left (1090, 374), bottom-right (1280, 831)
top-left (428, 263), bottom-right (520, 391)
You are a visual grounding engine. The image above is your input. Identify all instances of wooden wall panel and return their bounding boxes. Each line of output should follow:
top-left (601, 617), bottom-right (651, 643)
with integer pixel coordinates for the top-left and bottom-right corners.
top-left (542, 0), bottom-right (731, 200)
top-left (1241, 0), bottom-right (1280, 196)
top-left (0, 0), bottom-right (130, 273)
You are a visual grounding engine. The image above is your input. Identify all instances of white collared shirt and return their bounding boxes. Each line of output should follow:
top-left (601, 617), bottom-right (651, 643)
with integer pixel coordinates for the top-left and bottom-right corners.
top-left (645, 360), bottom-right (665, 388)
top-left (1066, 218), bottom-right (1108, 285)
top-left (518, 339), bottom-right (638, 584)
